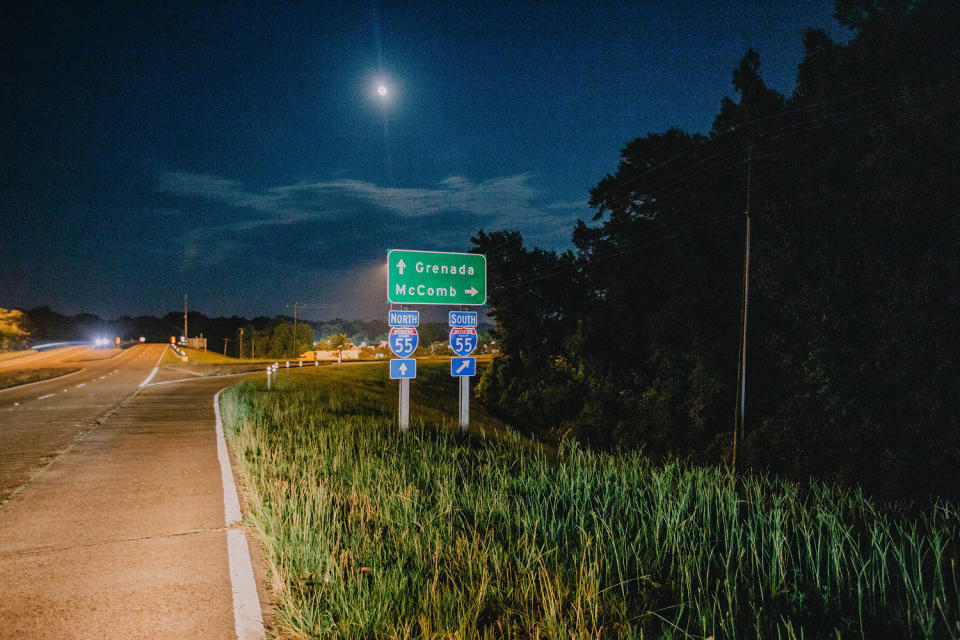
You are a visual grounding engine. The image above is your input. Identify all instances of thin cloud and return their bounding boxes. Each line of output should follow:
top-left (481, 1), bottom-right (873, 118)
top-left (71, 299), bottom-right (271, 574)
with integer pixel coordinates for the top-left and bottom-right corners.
top-left (157, 171), bottom-right (583, 250)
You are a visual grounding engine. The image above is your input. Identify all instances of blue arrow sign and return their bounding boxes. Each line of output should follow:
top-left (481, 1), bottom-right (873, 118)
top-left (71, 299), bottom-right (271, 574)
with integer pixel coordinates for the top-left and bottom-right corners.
top-left (448, 310), bottom-right (478, 327)
top-left (451, 357), bottom-right (476, 377)
top-left (390, 358), bottom-right (417, 379)
top-left (389, 310), bottom-right (420, 327)
top-left (388, 326), bottom-right (419, 357)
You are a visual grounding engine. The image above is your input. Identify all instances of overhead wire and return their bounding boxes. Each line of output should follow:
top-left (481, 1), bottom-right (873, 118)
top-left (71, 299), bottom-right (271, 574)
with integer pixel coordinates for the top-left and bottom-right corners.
top-left (486, 73), bottom-right (958, 297)
top-left (478, 69), bottom-right (959, 272)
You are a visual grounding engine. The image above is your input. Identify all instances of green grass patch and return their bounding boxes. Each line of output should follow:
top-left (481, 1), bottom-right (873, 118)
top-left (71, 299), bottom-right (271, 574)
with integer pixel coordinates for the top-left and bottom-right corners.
top-left (162, 346), bottom-right (303, 368)
top-left (68, 348), bottom-right (123, 361)
top-left (220, 364), bottom-right (960, 639)
top-left (0, 367), bottom-right (80, 390)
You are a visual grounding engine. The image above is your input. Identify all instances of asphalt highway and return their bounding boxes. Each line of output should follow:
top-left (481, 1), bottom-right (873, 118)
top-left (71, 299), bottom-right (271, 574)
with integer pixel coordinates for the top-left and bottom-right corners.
top-left (0, 344), bottom-right (266, 638)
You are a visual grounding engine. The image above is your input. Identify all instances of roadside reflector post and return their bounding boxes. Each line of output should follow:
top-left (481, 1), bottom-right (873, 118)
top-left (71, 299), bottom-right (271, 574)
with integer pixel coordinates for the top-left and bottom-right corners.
top-left (266, 367), bottom-right (271, 391)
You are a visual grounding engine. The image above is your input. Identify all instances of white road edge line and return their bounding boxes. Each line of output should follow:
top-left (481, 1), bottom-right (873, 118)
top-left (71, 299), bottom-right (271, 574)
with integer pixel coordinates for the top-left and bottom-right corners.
top-left (37, 393), bottom-right (56, 400)
top-left (139, 368), bottom-right (159, 387)
top-left (138, 345), bottom-right (169, 388)
top-left (214, 388), bottom-right (265, 640)
top-left (147, 371), bottom-right (255, 387)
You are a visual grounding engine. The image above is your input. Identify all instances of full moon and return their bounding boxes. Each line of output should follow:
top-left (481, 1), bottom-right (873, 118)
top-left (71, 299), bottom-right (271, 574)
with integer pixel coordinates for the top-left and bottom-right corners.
top-left (377, 85), bottom-right (388, 96)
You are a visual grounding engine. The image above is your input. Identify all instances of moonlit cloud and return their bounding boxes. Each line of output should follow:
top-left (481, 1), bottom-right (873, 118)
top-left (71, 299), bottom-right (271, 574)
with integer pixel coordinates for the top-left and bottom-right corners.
top-left (157, 171), bottom-right (585, 250)
top-left (152, 170), bottom-right (585, 317)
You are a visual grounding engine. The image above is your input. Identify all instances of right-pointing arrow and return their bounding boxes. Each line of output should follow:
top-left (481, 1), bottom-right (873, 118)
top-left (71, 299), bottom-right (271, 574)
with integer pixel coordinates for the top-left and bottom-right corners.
top-left (465, 286), bottom-right (478, 297)
top-left (456, 360), bottom-right (469, 374)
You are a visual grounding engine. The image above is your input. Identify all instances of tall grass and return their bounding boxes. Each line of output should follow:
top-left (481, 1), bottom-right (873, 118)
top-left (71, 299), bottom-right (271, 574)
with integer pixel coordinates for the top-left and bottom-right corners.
top-left (221, 366), bottom-right (959, 639)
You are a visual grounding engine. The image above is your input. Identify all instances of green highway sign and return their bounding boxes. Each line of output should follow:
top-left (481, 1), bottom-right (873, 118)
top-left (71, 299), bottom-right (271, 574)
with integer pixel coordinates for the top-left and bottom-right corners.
top-left (387, 249), bottom-right (487, 306)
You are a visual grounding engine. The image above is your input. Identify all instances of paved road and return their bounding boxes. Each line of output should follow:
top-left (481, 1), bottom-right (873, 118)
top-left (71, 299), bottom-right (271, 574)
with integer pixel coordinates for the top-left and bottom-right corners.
top-left (0, 344), bottom-right (265, 639)
top-left (0, 345), bottom-right (164, 498)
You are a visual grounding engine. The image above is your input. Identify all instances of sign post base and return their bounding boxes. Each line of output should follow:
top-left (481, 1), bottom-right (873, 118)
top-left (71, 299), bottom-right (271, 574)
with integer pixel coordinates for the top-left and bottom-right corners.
top-left (399, 378), bottom-right (410, 431)
top-left (459, 376), bottom-right (469, 432)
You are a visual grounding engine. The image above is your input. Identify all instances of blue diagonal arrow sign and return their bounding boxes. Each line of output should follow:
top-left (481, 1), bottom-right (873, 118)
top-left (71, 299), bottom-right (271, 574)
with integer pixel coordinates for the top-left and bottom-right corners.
top-left (450, 357), bottom-right (476, 377)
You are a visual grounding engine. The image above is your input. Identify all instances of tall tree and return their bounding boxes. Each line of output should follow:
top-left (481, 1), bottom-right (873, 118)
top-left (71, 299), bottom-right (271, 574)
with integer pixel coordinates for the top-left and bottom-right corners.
top-left (0, 308), bottom-right (31, 350)
top-left (475, 0), bottom-right (960, 500)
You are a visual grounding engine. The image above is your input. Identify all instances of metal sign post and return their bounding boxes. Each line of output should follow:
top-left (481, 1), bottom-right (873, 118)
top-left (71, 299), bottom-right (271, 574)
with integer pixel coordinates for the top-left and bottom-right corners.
top-left (399, 379), bottom-right (410, 431)
top-left (391, 355), bottom-right (416, 431)
top-left (449, 308), bottom-right (478, 433)
top-left (389, 306), bottom-right (418, 431)
top-left (459, 376), bottom-right (469, 431)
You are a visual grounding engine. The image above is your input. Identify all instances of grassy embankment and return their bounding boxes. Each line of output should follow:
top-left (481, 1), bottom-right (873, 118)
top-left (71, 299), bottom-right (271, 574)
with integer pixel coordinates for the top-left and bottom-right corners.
top-left (220, 362), bottom-right (959, 639)
top-left (0, 349), bottom-right (36, 363)
top-left (0, 367), bottom-right (80, 390)
top-left (160, 347), bottom-right (285, 375)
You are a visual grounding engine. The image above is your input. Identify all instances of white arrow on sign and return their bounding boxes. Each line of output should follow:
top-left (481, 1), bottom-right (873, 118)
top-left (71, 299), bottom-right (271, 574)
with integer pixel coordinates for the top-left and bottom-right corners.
top-left (399, 362), bottom-right (408, 375)
top-left (456, 360), bottom-right (470, 374)
top-left (466, 286), bottom-right (478, 297)
top-left (396, 259), bottom-right (406, 275)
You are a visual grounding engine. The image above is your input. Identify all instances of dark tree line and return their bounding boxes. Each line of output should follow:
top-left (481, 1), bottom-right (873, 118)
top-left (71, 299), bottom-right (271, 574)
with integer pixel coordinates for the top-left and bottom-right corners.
top-left (22, 307), bottom-right (394, 359)
top-left (473, 0), bottom-right (959, 502)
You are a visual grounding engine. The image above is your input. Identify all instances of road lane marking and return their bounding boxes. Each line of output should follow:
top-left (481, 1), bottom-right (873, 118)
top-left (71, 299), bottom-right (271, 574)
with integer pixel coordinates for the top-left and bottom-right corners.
top-left (214, 388), bottom-right (265, 639)
top-left (37, 393), bottom-right (55, 400)
top-left (147, 371), bottom-right (255, 387)
top-left (138, 345), bottom-right (169, 387)
top-left (76, 383), bottom-right (86, 388)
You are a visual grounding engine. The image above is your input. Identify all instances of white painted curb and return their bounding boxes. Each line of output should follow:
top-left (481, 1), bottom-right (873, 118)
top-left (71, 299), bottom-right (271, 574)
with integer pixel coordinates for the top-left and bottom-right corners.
top-left (214, 388), bottom-right (265, 640)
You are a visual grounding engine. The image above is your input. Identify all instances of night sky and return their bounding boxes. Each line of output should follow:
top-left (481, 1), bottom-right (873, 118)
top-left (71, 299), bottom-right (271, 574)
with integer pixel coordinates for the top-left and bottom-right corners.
top-left (1, 2), bottom-right (849, 320)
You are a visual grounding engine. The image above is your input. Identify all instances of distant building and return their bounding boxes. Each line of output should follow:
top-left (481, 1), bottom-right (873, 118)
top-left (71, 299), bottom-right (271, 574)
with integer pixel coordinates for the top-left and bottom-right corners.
top-left (301, 348), bottom-right (362, 361)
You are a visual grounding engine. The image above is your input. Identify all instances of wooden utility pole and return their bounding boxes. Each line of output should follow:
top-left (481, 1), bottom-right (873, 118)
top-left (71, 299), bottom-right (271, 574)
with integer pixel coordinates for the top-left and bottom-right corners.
top-left (287, 301), bottom-right (307, 359)
top-left (239, 328), bottom-right (244, 360)
top-left (223, 337), bottom-right (229, 355)
top-left (732, 146), bottom-right (753, 470)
